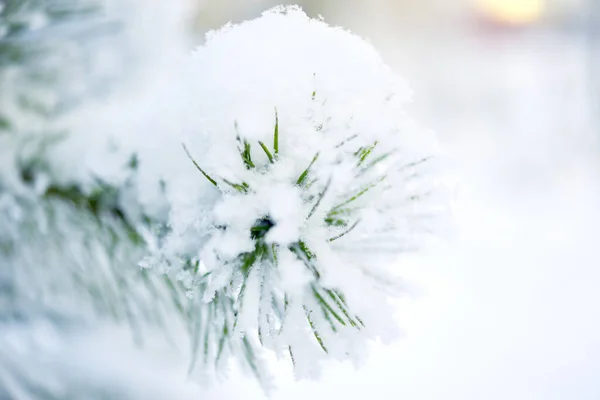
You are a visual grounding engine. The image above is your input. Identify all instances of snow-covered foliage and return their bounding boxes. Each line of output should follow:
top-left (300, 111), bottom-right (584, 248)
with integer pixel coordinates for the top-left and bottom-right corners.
top-left (0, 1), bottom-right (193, 397)
top-left (138, 5), bottom-right (444, 381)
top-left (1, 2), bottom-right (445, 395)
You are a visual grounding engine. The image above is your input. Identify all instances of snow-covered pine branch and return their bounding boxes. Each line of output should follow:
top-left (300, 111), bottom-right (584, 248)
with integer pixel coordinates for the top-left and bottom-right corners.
top-left (0, 1), bottom-right (196, 397)
top-left (138, 5), bottom-right (445, 384)
top-left (1, 2), bottom-right (446, 396)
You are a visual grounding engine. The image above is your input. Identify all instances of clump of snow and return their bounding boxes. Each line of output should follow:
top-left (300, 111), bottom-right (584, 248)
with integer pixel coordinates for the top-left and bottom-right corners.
top-left (139, 5), bottom-right (446, 381)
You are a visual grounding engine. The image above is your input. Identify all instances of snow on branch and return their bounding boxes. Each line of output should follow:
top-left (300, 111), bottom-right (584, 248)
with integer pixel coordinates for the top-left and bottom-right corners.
top-left (138, 5), bottom-right (446, 384)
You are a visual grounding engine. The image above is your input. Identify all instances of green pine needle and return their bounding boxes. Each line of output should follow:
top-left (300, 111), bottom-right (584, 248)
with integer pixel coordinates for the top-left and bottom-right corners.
top-left (297, 240), bottom-right (314, 260)
top-left (328, 219), bottom-right (360, 242)
top-left (304, 307), bottom-right (328, 353)
top-left (399, 156), bottom-right (432, 172)
top-left (326, 289), bottom-right (360, 328)
top-left (243, 337), bottom-right (262, 382)
top-left (273, 109), bottom-right (279, 156)
top-left (296, 152), bottom-right (319, 186)
top-left (307, 178), bottom-right (331, 219)
top-left (188, 308), bottom-right (202, 373)
top-left (324, 216), bottom-right (348, 227)
top-left (182, 143), bottom-right (218, 187)
top-left (356, 141), bottom-right (378, 166)
top-left (241, 139), bottom-right (255, 169)
top-left (165, 276), bottom-right (185, 315)
top-left (271, 244), bottom-right (278, 263)
top-left (288, 346), bottom-right (296, 366)
top-left (240, 247), bottom-right (259, 275)
top-left (222, 178), bottom-right (249, 193)
top-left (215, 298), bottom-right (231, 366)
top-left (203, 305), bottom-right (213, 364)
top-left (215, 326), bottom-right (228, 366)
top-left (290, 242), bottom-right (320, 279)
top-left (258, 140), bottom-right (274, 163)
top-left (312, 286), bottom-right (345, 330)
top-left (335, 134), bottom-right (358, 148)
top-left (329, 175), bottom-right (385, 213)
top-left (362, 152), bottom-right (392, 172)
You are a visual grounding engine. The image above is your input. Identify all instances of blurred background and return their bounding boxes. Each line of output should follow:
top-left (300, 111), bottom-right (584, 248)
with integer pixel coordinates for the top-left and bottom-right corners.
top-left (183, 1), bottom-right (600, 399)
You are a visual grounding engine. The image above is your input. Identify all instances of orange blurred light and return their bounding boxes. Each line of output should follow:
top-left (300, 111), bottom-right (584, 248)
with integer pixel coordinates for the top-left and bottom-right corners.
top-left (474, 0), bottom-right (544, 26)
